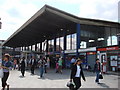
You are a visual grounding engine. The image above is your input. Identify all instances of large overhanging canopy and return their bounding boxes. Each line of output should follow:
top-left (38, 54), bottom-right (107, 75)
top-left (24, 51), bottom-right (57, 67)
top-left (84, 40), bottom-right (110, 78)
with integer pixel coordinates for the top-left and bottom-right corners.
top-left (3, 5), bottom-right (119, 48)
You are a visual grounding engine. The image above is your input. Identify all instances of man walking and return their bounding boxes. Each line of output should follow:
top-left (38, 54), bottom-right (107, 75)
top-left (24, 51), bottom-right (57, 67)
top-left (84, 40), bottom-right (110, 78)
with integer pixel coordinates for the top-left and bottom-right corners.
top-left (38, 58), bottom-right (46, 78)
top-left (94, 59), bottom-right (101, 84)
top-left (30, 56), bottom-right (36, 75)
top-left (20, 57), bottom-right (25, 77)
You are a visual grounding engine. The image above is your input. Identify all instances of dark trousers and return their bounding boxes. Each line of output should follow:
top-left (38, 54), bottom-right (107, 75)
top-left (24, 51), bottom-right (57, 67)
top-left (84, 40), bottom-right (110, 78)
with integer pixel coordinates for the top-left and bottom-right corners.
top-left (31, 66), bottom-right (35, 74)
top-left (2, 72), bottom-right (9, 87)
top-left (73, 77), bottom-right (81, 90)
top-left (21, 69), bottom-right (25, 76)
top-left (44, 65), bottom-right (47, 73)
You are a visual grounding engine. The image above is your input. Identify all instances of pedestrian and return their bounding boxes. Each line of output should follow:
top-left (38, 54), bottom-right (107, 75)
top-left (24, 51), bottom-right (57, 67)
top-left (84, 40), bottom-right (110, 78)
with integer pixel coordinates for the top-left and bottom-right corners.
top-left (20, 57), bottom-right (25, 77)
top-left (13, 59), bottom-right (17, 70)
top-left (44, 58), bottom-right (47, 73)
top-left (94, 59), bottom-right (101, 84)
top-left (70, 58), bottom-right (86, 90)
top-left (29, 56), bottom-right (36, 75)
top-left (70, 56), bottom-right (76, 69)
top-left (55, 60), bottom-right (59, 73)
top-left (38, 58), bottom-right (46, 78)
top-left (0, 54), bottom-right (12, 90)
top-left (58, 58), bottom-right (63, 74)
top-left (18, 58), bottom-right (21, 71)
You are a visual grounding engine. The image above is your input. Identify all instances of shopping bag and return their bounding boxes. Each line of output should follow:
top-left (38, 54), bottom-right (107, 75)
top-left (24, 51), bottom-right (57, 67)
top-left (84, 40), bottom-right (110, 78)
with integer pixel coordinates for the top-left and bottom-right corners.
top-left (66, 81), bottom-right (75, 90)
top-left (99, 74), bottom-right (103, 79)
top-left (0, 68), bottom-right (3, 78)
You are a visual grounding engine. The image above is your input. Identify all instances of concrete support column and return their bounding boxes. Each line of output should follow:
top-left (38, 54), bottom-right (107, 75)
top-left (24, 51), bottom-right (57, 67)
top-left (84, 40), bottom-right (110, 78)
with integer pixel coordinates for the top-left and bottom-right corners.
top-left (21, 47), bottom-right (23, 51)
top-left (63, 30), bottom-right (67, 68)
top-left (54, 38), bottom-right (56, 52)
top-left (31, 45), bottom-right (33, 51)
top-left (35, 43), bottom-right (37, 51)
top-left (24, 47), bottom-right (26, 51)
top-left (46, 40), bottom-right (48, 52)
top-left (76, 24), bottom-right (81, 58)
top-left (70, 34), bottom-right (72, 50)
top-left (40, 43), bottom-right (42, 52)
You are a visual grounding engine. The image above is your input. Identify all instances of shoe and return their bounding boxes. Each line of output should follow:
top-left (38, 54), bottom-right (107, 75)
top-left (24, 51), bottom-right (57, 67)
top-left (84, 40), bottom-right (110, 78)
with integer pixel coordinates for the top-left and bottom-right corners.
top-left (1, 87), bottom-right (5, 90)
top-left (97, 82), bottom-right (100, 84)
top-left (95, 80), bottom-right (98, 83)
top-left (7, 85), bottom-right (9, 90)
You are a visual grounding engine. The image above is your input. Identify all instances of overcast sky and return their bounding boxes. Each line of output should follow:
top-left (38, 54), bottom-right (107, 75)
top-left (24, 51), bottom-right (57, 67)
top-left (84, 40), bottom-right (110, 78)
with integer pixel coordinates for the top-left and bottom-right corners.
top-left (0, 0), bottom-right (119, 40)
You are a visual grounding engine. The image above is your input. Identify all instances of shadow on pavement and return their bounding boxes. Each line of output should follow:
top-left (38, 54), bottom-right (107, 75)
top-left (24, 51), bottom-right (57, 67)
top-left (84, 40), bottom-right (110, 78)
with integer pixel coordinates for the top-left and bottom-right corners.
top-left (98, 83), bottom-right (110, 88)
top-left (23, 68), bottom-right (96, 80)
top-left (19, 75), bottom-right (25, 78)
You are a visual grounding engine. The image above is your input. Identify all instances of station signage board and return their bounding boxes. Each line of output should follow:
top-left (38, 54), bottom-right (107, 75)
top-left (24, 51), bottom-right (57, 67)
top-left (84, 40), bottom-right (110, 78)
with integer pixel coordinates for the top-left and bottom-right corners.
top-left (97, 46), bottom-right (119, 51)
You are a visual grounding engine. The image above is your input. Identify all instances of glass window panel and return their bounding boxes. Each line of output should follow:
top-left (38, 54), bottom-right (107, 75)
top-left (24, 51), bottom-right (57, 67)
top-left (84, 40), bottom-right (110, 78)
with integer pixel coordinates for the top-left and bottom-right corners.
top-left (111, 28), bottom-right (117, 45)
top-left (60, 37), bottom-right (64, 50)
top-left (67, 35), bottom-right (71, 50)
top-left (72, 33), bottom-right (76, 49)
top-left (105, 27), bottom-right (111, 46)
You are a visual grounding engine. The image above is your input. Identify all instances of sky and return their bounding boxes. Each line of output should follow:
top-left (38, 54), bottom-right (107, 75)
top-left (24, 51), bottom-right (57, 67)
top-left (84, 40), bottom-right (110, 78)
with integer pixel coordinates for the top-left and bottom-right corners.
top-left (0, 0), bottom-right (119, 40)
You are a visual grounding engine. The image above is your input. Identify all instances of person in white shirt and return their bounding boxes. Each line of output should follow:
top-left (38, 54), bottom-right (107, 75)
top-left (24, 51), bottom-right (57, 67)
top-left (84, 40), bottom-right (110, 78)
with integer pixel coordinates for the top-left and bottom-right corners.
top-left (38, 58), bottom-right (46, 78)
top-left (70, 58), bottom-right (86, 90)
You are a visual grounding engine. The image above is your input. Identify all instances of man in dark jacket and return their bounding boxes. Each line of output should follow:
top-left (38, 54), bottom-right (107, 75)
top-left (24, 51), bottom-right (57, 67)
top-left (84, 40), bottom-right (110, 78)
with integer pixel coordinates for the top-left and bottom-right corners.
top-left (94, 59), bottom-right (101, 84)
top-left (20, 57), bottom-right (25, 77)
top-left (70, 59), bottom-right (86, 90)
top-left (30, 56), bottom-right (36, 75)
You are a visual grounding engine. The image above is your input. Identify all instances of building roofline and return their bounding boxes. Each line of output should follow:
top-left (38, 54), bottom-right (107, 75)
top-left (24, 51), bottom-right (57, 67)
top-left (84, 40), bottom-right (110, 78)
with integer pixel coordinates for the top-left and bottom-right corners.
top-left (3, 4), bottom-right (120, 47)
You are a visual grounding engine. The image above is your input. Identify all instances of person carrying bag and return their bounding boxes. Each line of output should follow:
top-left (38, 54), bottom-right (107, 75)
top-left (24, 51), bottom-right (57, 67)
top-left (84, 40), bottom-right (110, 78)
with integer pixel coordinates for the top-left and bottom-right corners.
top-left (0, 54), bottom-right (12, 90)
top-left (99, 72), bottom-right (103, 79)
top-left (94, 59), bottom-right (102, 84)
top-left (69, 58), bottom-right (86, 90)
top-left (0, 60), bottom-right (3, 78)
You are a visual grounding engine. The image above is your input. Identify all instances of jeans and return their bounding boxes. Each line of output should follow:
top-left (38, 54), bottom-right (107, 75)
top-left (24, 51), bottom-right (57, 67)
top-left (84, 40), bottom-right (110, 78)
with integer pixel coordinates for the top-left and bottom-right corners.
top-left (96, 71), bottom-right (100, 82)
top-left (40, 67), bottom-right (44, 78)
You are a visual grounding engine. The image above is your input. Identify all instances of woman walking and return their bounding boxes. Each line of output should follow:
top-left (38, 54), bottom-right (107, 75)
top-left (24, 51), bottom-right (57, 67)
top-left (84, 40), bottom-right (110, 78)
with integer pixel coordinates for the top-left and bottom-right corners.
top-left (0, 54), bottom-right (12, 90)
top-left (58, 58), bottom-right (63, 74)
top-left (20, 57), bottom-right (25, 77)
top-left (70, 58), bottom-right (86, 90)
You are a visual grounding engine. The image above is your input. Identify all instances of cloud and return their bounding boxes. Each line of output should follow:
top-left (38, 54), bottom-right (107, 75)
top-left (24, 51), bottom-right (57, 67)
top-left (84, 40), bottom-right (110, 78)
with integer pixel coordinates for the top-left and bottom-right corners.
top-left (0, 0), bottom-right (39, 40)
top-left (78, 0), bottom-right (118, 21)
top-left (0, 0), bottom-right (119, 41)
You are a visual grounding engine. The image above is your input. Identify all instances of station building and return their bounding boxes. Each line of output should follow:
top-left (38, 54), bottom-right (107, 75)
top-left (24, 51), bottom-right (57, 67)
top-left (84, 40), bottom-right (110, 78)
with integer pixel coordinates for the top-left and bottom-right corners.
top-left (3, 5), bottom-right (120, 72)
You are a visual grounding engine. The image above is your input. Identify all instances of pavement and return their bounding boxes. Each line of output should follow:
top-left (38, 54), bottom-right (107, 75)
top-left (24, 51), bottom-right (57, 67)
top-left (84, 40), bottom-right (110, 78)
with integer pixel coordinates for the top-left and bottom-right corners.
top-left (0, 69), bottom-right (119, 89)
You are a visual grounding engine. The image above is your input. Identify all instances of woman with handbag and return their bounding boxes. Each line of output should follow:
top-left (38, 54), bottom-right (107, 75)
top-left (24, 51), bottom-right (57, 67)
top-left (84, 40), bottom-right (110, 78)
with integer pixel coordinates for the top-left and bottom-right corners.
top-left (0, 54), bottom-right (12, 90)
top-left (94, 59), bottom-right (101, 84)
top-left (70, 58), bottom-right (86, 90)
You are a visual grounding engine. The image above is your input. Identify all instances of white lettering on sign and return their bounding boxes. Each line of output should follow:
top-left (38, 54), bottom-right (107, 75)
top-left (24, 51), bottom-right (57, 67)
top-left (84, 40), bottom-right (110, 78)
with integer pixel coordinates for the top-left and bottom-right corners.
top-left (106, 47), bottom-right (118, 51)
top-left (79, 47), bottom-right (96, 52)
